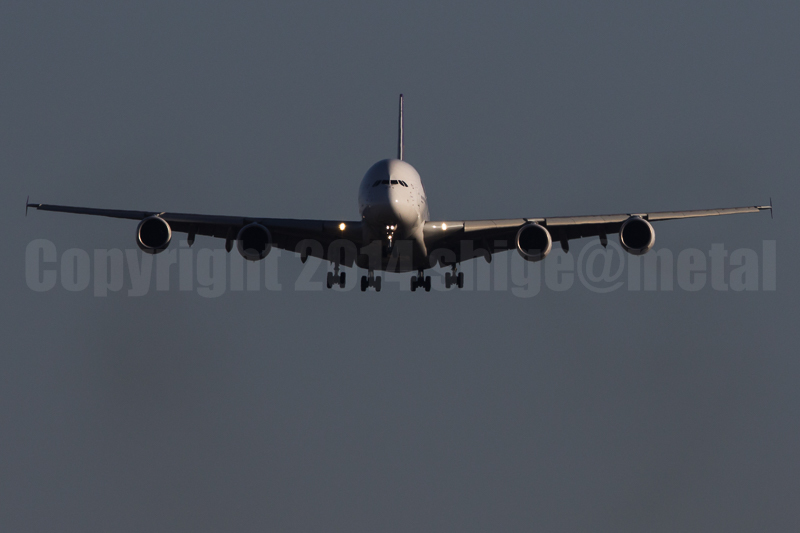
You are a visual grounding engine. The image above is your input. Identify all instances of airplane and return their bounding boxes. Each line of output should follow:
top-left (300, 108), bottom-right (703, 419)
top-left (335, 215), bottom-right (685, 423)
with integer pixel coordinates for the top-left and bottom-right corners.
top-left (27, 95), bottom-right (772, 292)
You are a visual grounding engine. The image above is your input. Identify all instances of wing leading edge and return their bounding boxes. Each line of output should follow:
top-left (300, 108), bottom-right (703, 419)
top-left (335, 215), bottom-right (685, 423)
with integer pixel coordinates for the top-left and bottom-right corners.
top-left (26, 202), bottom-right (363, 265)
top-left (27, 201), bottom-right (771, 267)
top-left (423, 204), bottom-right (772, 263)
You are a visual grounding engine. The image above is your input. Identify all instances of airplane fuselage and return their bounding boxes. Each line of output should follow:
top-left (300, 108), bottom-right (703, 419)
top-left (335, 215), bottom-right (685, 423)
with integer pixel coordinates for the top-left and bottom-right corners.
top-left (358, 158), bottom-right (430, 271)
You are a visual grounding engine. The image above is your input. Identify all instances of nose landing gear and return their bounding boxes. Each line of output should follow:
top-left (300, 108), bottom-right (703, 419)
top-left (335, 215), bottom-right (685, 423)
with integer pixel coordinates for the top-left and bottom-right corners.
top-left (384, 224), bottom-right (397, 255)
top-left (360, 270), bottom-right (382, 292)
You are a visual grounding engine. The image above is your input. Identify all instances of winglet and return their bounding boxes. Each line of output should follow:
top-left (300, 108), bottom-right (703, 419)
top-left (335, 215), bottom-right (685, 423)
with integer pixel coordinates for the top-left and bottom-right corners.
top-left (26, 197), bottom-right (41, 216)
top-left (397, 94), bottom-right (404, 161)
top-left (756, 200), bottom-right (773, 219)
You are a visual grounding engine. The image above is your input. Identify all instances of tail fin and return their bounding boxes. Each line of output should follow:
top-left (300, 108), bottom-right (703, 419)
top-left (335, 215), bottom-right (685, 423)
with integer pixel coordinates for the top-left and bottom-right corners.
top-left (397, 94), bottom-right (404, 160)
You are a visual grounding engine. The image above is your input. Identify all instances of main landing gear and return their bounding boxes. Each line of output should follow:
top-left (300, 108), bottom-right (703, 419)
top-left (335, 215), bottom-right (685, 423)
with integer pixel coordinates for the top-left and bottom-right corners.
top-left (361, 270), bottom-right (382, 292)
top-left (326, 264), bottom-right (346, 289)
top-left (349, 267), bottom-right (463, 293)
top-left (444, 266), bottom-right (464, 289)
top-left (410, 270), bottom-right (432, 292)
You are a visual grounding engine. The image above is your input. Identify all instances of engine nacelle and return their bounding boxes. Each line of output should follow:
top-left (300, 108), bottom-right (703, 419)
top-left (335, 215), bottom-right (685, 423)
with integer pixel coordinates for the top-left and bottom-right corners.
top-left (515, 223), bottom-right (552, 262)
top-left (236, 223), bottom-right (272, 261)
top-left (619, 216), bottom-right (655, 255)
top-left (137, 216), bottom-right (172, 254)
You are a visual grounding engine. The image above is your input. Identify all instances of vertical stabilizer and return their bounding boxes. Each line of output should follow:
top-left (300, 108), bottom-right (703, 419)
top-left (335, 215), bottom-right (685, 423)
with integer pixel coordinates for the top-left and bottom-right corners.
top-left (397, 94), bottom-right (404, 160)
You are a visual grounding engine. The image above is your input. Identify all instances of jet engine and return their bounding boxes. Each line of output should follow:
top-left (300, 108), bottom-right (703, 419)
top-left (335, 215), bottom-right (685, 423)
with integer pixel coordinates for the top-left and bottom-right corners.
top-left (619, 216), bottom-right (655, 255)
top-left (136, 216), bottom-right (172, 254)
top-left (236, 223), bottom-right (272, 261)
top-left (515, 223), bottom-right (552, 262)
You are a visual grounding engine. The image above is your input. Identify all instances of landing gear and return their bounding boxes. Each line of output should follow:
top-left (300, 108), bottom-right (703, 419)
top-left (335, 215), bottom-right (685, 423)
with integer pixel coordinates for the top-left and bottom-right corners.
top-left (385, 225), bottom-right (397, 252)
top-left (326, 264), bottom-right (346, 289)
top-left (444, 266), bottom-right (464, 289)
top-left (410, 270), bottom-right (432, 292)
top-left (360, 270), bottom-right (381, 292)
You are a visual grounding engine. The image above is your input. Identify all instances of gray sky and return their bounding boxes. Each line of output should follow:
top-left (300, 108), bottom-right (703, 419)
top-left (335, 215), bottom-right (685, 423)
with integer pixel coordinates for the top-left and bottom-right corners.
top-left (2, 1), bottom-right (798, 531)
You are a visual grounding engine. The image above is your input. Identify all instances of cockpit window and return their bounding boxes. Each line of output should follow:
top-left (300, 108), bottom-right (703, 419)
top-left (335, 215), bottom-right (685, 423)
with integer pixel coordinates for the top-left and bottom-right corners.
top-left (372, 179), bottom-right (403, 187)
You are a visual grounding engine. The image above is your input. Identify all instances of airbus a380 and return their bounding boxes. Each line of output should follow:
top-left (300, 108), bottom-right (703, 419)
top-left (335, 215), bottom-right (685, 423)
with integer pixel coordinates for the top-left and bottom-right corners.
top-left (27, 95), bottom-right (772, 292)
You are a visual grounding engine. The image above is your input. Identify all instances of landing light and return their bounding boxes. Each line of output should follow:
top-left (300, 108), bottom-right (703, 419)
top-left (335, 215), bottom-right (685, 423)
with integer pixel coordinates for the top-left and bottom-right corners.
top-left (339, 222), bottom-right (346, 231)
top-left (442, 223), bottom-right (448, 231)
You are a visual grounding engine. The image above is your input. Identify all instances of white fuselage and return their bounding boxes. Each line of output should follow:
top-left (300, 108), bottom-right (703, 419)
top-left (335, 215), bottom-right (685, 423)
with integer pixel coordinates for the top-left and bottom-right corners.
top-left (357, 159), bottom-right (430, 270)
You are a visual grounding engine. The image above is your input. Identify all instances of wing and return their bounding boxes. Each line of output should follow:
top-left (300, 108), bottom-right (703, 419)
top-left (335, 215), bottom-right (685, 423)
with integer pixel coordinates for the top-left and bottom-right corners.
top-left (26, 203), bottom-right (363, 265)
top-left (424, 204), bottom-right (772, 263)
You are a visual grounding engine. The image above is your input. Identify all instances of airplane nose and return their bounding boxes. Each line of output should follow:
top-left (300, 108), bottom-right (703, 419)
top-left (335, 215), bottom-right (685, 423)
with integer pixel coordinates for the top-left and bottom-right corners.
top-left (364, 185), bottom-right (417, 229)
top-left (387, 189), bottom-right (417, 227)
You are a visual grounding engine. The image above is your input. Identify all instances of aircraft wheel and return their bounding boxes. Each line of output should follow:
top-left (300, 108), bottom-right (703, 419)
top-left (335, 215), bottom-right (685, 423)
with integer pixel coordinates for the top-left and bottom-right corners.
top-left (375, 276), bottom-right (382, 292)
top-left (339, 272), bottom-right (346, 288)
top-left (360, 276), bottom-right (368, 292)
top-left (410, 276), bottom-right (417, 292)
top-left (326, 272), bottom-right (333, 289)
top-left (457, 272), bottom-right (464, 289)
top-left (424, 276), bottom-right (432, 292)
